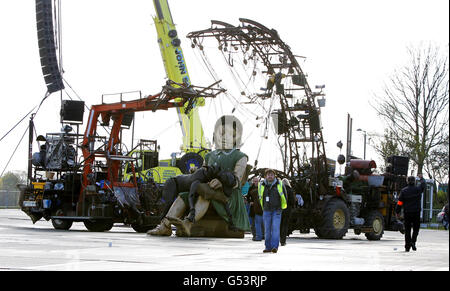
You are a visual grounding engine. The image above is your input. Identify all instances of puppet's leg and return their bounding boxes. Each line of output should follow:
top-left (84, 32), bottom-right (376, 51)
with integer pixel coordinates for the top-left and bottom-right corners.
top-left (147, 196), bottom-right (187, 236)
top-left (186, 181), bottom-right (200, 222)
top-left (196, 183), bottom-right (229, 204)
top-left (168, 196), bottom-right (210, 237)
top-left (160, 177), bottom-right (178, 219)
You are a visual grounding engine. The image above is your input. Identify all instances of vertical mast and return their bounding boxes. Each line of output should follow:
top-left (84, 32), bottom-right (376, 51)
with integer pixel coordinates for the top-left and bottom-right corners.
top-left (152, 0), bottom-right (208, 154)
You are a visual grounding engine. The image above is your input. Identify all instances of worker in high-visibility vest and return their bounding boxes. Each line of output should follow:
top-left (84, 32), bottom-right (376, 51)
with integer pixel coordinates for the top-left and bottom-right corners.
top-left (258, 168), bottom-right (287, 253)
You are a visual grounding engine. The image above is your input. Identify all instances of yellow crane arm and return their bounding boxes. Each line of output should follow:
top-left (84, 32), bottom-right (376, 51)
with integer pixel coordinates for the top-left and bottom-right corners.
top-left (153, 0), bottom-right (208, 154)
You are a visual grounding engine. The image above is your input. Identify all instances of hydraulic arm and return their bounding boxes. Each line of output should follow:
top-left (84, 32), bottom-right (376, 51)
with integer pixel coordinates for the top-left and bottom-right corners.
top-left (81, 82), bottom-right (223, 195)
top-left (81, 92), bottom-right (180, 195)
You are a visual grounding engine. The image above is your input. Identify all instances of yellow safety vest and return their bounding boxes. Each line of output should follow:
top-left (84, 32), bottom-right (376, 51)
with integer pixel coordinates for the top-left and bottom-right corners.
top-left (258, 179), bottom-right (287, 210)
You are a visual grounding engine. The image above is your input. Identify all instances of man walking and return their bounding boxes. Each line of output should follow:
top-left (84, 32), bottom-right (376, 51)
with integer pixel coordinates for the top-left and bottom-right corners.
top-left (259, 169), bottom-right (287, 253)
top-left (280, 178), bottom-right (295, 246)
top-left (248, 176), bottom-right (264, 241)
top-left (396, 174), bottom-right (426, 252)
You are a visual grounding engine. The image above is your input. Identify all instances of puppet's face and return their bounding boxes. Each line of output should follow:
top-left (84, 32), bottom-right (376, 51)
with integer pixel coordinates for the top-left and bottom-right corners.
top-left (213, 115), bottom-right (243, 150)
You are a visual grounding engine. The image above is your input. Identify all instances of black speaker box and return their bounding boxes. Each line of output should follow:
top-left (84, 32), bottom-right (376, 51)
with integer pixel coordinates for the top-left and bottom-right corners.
top-left (308, 109), bottom-right (321, 132)
top-left (48, 83), bottom-right (64, 95)
top-left (36, 0), bottom-right (64, 93)
top-left (121, 113), bottom-right (135, 128)
top-left (41, 64), bottom-right (60, 76)
top-left (44, 73), bottom-right (61, 84)
top-left (36, 0), bottom-right (52, 11)
top-left (37, 19), bottom-right (53, 31)
top-left (273, 111), bottom-right (288, 135)
top-left (60, 100), bottom-right (85, 124)
top-left (143, 151), bottom-right (159, 170)
top-left (39, 47), bottom-right (57, 59)
top-left (292, 74), bottom-right (306, 87)
top-left (387, 155), bottom-right (409, 176)
top-left (38, 38), bottom-right (56, 51)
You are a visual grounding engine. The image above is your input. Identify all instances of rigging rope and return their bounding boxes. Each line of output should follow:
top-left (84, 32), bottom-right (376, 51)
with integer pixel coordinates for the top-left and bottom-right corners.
top-left (191, 38), bottom-right (280, 168)
top-left (0, 90), bottom-right (50, 176)
top-left (0, 106), bottom-right (37, 144)
top-left (1, 125), bottom-right (29, 178)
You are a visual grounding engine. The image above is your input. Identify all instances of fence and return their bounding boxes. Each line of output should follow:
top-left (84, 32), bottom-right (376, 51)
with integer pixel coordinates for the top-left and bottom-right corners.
top-left (0, 190), bottom-right (20, 208)
top-left (422, 208), bottom-right (442, 221)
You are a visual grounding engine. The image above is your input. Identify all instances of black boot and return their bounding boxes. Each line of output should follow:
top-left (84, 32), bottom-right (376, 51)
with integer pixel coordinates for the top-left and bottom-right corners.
top-left (187, 208), bottom-right (196, 222)
top-left (187, 192), bottom-right (197, 222)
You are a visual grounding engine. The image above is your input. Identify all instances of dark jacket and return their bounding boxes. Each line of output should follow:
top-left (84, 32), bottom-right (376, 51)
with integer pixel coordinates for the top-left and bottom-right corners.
top-left (284, 185), bottom-right (296, 209)
top-left (396, 178), bottom-right (426, 214)
top-left (247, 184), bottom-right (263, 216)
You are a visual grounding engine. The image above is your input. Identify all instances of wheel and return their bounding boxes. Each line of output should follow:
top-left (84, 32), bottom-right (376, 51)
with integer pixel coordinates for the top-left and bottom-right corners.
top-left (103, 221), bottom-right (114, 231)
top-left (51, 210), bottom-right (73, 230)
top-left (52, 218), bottom-right (73, 230)
top-left (314, 198), bottom-right (350, 239)
top-left (177, 153), bottom-right (204, 174)
top-left (364, 210), bottom-right (384, 240)
top-left (84, 220), bottom-right (114, 232)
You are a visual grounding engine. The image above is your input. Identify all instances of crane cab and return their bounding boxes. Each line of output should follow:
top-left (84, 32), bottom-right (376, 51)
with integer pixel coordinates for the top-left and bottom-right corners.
top-left (122, 139), bottom-right (183, 185)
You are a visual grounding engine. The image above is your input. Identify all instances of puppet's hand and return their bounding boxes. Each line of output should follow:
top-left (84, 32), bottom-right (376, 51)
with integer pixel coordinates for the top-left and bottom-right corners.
top-left (208, 178), bottom-right (223, 190)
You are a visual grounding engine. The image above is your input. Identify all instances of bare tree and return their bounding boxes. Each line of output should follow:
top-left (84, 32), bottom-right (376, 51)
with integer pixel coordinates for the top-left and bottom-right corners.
top-left (0, 171), bottom-right (26, 190)
top-left (372, 43), bottom-right (449, 175)
top-left (370, 129), bottom-right (405, 172)
top-left (424, 133), bottom-right (449, 185)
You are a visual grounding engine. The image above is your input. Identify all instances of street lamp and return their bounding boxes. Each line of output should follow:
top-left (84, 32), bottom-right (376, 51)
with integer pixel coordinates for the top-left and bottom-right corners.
top-left (356, 128), bottom-right (367, 160)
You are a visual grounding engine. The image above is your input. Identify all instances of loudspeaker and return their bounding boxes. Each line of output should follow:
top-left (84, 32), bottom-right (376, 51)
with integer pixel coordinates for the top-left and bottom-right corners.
top-left (308, 109), bottom-right (321, 132)
top-left (60, 100), bottom-right (85, 124)
top-left (36, 0), bottom-right (64, 93)
top-left (121, 112), bottom-right (135, 128)
top-left (143, 151), bottom-right (159, 170)
top-left (292, 74), bottom-right (306, 87)
top-left (387, 155), bottom-right (409, 176)
top-left (272, 111), bottom-right (288, 135)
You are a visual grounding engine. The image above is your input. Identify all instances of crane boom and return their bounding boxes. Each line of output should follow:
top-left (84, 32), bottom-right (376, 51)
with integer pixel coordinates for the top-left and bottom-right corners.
top-left (153, 0), bottom-right (208, 154)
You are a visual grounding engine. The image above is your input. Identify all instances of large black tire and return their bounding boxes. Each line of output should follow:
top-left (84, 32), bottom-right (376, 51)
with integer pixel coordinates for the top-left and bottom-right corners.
top-left (51, 210), bottom-right (73, 230)
top-left (314, 198), bottom-right (350, 239)
top-left (177, 153), bottom-right (204, 174)
top-left (84, 220), bottom-right (114, 232)
top-left (364, 210), bottom-right (384, 240)
top-left (51, 218), bottom-right (73, 230)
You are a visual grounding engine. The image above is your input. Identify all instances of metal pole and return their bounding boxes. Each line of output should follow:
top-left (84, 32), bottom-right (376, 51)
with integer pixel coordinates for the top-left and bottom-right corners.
top-left (363, 132), bottom-right (367, 160)
top-left (131, 117), bottom-right (135, 151)
top-left (346, 114), bottom-right (352, 162)
top-left (27, 115), bottom-right (35, 183)
top-left (429, 183), bottom-right (433, 221)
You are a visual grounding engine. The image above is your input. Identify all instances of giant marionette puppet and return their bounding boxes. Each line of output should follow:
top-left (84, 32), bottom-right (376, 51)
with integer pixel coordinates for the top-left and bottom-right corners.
top-left (148, 115), bottom-right (251, 237)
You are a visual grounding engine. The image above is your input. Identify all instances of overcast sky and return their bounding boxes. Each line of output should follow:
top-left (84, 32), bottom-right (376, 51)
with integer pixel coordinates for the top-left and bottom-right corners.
top-left (0, 0), bottom-right (448, 177)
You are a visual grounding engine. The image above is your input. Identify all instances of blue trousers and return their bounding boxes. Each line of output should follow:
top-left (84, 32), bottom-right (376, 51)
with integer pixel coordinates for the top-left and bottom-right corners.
top-left (254, 214), bottom-right (263, 240)
top-left (263, 210), bottom-right (282, 250)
